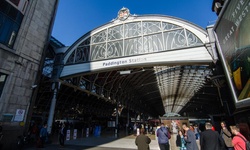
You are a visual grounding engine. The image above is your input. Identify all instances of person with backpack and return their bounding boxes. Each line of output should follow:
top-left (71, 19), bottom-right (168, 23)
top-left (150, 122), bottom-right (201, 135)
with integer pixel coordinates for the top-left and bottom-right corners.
top-left (157, 123), bottom-right (170, 150)
top-left (230, 125), bottom-right (249, 150)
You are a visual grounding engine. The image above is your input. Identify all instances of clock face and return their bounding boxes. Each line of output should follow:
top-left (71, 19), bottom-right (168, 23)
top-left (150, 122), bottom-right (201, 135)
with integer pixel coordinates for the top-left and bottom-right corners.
top-left (118, 8), bottom-right (130, 21)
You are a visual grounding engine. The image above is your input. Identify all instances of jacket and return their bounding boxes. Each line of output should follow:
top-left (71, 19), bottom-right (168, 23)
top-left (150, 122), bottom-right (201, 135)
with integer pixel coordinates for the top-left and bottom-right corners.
top-left (176, 134), bottom-right (182, 147)
top-left (184, 129), bottom-right (199, 150)
top-left (200, 129), bottom-right (224, 150)
top-left (157, 127), bottom-right (169, 144)
top-left (135, 134), bottom-right (151, 150)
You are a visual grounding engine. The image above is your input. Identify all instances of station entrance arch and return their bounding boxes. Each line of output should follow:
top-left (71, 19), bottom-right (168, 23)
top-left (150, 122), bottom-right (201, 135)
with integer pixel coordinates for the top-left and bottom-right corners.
top-left (38, 8), bottom-right (226, 133)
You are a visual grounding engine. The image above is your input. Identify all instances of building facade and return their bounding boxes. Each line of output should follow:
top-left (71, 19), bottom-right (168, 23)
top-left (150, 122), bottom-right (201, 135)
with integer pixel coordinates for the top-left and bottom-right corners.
top-left (0, 0), bottom-right (58, 148)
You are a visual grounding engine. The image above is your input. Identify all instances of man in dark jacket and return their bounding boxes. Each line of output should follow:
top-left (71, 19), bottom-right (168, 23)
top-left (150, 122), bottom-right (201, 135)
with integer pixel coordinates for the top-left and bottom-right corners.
top-left (135, 128), bottom-right (151, 150)
top-left (157, 123), bottom-right (170, 150)
top-left (200, 122), bottom-right (224, 150)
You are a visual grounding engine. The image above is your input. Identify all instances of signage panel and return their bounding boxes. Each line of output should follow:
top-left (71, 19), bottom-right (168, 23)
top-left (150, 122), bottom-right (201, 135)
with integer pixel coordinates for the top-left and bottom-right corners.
top-left (61, 46), bottom-right (212, 77)
top-left (214, 0), bottom-right (250, 107)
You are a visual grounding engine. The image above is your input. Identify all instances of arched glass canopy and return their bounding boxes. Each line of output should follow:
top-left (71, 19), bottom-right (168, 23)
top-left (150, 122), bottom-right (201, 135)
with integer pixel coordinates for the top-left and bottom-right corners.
top-left (64, 15), bottom-right (207, 65)
top-left (54, 9), bottom-right (221, 118)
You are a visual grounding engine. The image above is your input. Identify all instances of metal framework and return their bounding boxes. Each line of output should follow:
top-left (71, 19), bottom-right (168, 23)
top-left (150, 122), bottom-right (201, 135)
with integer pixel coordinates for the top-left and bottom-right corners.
top-left (34, 14), bottom-right (224, 119)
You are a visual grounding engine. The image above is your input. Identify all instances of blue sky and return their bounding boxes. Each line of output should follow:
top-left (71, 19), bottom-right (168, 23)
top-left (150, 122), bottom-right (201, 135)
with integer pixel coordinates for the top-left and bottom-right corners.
top-left (52, 0), bottom-right (218, 46)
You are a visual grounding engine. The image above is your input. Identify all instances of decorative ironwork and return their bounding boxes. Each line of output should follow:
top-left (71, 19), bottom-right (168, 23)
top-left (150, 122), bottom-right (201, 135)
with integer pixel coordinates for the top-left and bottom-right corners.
top-left (124, 22), bottom-right (142, 38)
top-left (143, 21), bottom-right (161, 35)
top-left (91, 43), bottom-right (106, 60)
top-left (75, 46), bottom-right (90, 63)
top-left (107, 40), bottom-right (123, 59)
top-left (108, 25), bottom-right (123, 41)
top-left (66, 19), bottom-right (203, 65)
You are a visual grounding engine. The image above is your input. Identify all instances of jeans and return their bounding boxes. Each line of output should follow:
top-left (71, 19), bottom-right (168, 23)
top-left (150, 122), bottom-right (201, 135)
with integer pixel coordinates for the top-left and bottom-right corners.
top-left (159, 142), bottom-right (170, 150)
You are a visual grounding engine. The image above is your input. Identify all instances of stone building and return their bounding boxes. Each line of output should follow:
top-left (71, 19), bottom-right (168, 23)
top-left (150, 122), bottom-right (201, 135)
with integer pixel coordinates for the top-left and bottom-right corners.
top-left (0, 0), bottom-right (58, 149)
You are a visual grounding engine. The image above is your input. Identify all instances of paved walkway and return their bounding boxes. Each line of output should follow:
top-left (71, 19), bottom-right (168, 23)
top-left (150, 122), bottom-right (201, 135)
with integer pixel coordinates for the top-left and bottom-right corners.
top-left (24, 134), bottom-right (160, 150)
top-left (23, 131), bottom-right (200, 150)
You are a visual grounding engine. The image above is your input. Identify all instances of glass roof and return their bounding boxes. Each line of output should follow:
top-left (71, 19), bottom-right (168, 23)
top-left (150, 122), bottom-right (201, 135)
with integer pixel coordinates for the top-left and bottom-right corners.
top-left (54, 15), bottom-right (219, 117)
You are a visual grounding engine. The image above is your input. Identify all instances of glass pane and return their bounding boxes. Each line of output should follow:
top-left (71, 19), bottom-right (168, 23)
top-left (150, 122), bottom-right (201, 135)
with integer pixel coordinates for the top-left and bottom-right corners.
top-left (162, 22), bottom-right (180, 31)
top-left (91, 43), bottom-right (106, 61)
top-left (186, 30), bottom-right (203, 46)
top-left (108, 25), bottom-right (123, 41)
top-left (124, 37), bottom-right (142, 56)
top-left (124, 22), bottom-right (141, 38)
top-left (143, 33), bottom-right (163, 53)
top-left (92, 30), bottom-right (107, 44)
top-left (79, 37), bottom-right (90, 46)
top-left (107, 40), bottom-right (123, 58)
top-left (75, 46), bottom-right (90, 63)
top-left (0, 73), bottom-right (7, 98)
top-left (164, 29), bottom-right (187, 50)
top-left (143, 21), bottom-right (161, 35)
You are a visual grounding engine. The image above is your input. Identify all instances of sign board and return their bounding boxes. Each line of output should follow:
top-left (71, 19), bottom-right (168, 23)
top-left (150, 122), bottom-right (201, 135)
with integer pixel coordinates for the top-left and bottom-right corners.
top-left (214, 0), bottom-right (250, 108)
top-left (66, 130), bottom-right (70, 140)
top-left (14, 109), bottom-right (25, 121)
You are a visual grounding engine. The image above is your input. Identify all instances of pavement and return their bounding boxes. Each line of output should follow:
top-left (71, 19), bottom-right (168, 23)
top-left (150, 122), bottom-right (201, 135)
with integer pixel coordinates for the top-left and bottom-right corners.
top-left (22, 130), bottom-right (200, 150)
top-left (23, 131), bottom-right (160, 150)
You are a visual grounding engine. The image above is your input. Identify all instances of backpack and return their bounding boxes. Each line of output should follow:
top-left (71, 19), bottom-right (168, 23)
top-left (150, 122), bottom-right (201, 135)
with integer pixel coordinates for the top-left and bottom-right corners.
top-left (237, 135), bottom-right (250, 150)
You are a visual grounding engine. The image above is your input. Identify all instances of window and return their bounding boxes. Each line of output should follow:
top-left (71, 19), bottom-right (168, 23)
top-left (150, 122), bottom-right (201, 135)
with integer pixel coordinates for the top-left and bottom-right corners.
top-left (0, 0), bottom-right (27, 48)
top-left (0, 73), bottom-right (8, 98)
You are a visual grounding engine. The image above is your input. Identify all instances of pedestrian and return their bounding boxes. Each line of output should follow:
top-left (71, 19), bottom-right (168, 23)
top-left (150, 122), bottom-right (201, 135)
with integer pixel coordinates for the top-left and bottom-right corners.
top-left (39, 123), bottom-right (48, 148)
top-left (135, 128), bottom-right (151, 150)
top-left (194, 124), bottom-right (200, 140)
top-left (230, 125), bottom-right (247, 150)
top-left (200, 122), bottom-right (224, 150)
top-left (182, 123), bottom-right (199, 150)
top-left (134, 123), bottom-right (138, 135)
top-left (157, 123), bottom-right (170, 150)
top-left (176, 129), bottom-right (187, 150)
top-left (220, 121), bottom-right (233, 150)
top-left (59, 123), bottom-right (67, 147)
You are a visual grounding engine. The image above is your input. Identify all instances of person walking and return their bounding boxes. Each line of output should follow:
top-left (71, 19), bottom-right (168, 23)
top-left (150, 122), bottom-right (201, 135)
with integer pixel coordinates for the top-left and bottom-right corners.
top-left (182, 123), bottom-right (199, 150)
top-left (59, 123), bottom-right (67, 147)
top-left (200, 122), bottom-right (224, 150)
top-left (157, 123), bottom-right (170, 150)
top-left (176, 129), bottom-right (187, 150)
top-left (39, 123), bottom-right (48, 148)
top-left (220, 121), bottom-right (233, 150)
top-left (135, 128), bottom-right (151, 150)
top-left (230, 125), bottom-right (247, 150)
top-left (194, 124), bottom-right (200, 140)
